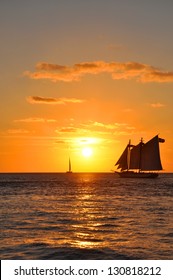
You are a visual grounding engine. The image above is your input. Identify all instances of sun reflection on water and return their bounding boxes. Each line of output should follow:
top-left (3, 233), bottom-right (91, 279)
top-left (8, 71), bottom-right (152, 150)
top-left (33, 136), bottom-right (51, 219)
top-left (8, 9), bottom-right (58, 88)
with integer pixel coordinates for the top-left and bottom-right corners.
top-left (1, 173), bottom-right (173, 259)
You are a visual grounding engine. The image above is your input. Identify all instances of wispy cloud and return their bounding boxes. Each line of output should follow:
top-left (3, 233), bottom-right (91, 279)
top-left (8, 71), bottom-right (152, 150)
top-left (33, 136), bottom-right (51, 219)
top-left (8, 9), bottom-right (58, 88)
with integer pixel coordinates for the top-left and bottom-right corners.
top-left (24, 60), bottom-right (173, 83)
top-left (57, 127), bottom-right (78, 133)
top-left (91, 121), bottom-right (127, 130)
top-left (27, 96), bottom-right (85, 104)
top-left (55, 121), bottom-right (134, 137)
top-left (55, 137), bottom-right (102, 147)
top-left (7, 129), bottom-right (30, 134)
top-left (55, 126), bottom-right (89, 135)
top-left (149, 102), bottom-right (166, 108)
top-left (14, 117), bottom-right (57, 123)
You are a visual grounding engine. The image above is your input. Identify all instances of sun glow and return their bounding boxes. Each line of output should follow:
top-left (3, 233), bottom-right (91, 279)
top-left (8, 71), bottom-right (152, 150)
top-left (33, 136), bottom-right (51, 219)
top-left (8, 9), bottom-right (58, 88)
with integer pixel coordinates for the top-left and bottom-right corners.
top-left (82, 147), bottom-right (93, 157)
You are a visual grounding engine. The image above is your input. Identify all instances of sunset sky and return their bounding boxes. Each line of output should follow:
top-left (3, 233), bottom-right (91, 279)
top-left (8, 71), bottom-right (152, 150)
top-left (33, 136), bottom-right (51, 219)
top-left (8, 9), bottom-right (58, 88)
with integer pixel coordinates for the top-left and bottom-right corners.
top-left (1, 0), bottom-right (173, 172)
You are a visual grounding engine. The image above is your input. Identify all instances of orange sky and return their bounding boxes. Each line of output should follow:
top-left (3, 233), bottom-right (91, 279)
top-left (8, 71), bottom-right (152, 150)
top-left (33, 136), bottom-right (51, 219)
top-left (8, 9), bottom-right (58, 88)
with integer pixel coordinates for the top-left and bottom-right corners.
top-left (0, 1), bottom-right (173, 172)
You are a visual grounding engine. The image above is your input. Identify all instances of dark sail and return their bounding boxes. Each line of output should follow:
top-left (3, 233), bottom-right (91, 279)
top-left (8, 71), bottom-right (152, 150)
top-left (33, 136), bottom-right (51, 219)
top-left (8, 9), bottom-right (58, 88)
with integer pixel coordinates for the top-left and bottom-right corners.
top-left (129, 143), bottom-right (141, 170)
top-left (115, 135), bottom-right (164, 172)
top-left (140, 135), bottom-right (163, 171)
top-left (115, 145), bottom-right (129, 170)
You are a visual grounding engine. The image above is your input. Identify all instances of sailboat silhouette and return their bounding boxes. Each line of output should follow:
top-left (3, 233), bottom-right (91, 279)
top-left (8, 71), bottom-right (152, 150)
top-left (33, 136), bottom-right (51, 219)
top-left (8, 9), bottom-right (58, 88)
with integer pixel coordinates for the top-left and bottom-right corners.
top-left (66, 157), bottom-right (72, 173)
top-left (115, 135), bottom-right (165, 178)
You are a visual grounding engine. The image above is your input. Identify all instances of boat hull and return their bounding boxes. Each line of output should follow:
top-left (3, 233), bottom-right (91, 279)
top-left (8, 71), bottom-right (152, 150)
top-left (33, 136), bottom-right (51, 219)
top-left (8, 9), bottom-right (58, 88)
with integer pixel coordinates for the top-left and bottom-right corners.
top-left (117, 171), bottom-right (158, 178)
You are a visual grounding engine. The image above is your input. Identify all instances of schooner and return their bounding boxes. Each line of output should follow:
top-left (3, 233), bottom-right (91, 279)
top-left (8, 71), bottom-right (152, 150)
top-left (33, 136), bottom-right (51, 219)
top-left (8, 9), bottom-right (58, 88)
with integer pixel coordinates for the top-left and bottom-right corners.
top-left (115, 135), bottom-right (165, 178)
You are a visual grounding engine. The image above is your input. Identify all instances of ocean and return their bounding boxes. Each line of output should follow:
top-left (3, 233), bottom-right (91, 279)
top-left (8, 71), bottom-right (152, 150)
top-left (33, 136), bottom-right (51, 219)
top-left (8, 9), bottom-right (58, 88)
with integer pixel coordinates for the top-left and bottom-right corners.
top-left (0, 172), bottom-right (173, 260)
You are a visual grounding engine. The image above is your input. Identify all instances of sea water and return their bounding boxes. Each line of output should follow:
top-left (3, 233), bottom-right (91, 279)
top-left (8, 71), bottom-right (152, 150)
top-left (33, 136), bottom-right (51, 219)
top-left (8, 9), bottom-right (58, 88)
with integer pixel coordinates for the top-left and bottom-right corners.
top-left (0, 173), bottom-right (173, 259)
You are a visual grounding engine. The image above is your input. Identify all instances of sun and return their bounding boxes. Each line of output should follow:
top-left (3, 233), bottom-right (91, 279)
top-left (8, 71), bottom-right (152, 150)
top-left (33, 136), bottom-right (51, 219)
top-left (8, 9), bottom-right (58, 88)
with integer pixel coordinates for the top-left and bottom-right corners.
top-left (82, 147), bottom-right (93, 157)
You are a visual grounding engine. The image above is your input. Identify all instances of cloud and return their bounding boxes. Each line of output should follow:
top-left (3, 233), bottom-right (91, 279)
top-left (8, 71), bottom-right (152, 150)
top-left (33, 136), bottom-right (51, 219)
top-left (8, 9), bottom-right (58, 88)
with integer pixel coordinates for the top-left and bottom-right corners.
top-left (55, 126), bottom-right (90, 135)
top-left (142, 71), bottom-right (173, 83)
top-left (24, 60), bottom-right (173, 83)
top-left (57, 127), bottom-right (78, 133)
top-left (14, 117), bottom-right (57, 123)
top-left (7, 129), bottom-right (29, 134)
top-left (55, 140), bottom-right (67, 144)
top-left (149, 102), bottom-right (166, 108)
top-left (55, 121), bottom-right (134, 138)
top-left (27, 96), bottom-right (85, 104)
top-left (54, 137), bottom-right (102, 147)
top-left (91, 121), bottom-right (127, 130)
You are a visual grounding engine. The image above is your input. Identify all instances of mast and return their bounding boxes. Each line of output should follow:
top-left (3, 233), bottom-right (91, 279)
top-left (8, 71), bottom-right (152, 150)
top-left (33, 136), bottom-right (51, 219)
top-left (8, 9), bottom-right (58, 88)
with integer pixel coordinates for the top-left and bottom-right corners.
top-left (115, 139), bottom-right (132, 171)
top-left (127, 139), bottom-right (131, 171)
top-left (138, 137), bottom-right (143, 172)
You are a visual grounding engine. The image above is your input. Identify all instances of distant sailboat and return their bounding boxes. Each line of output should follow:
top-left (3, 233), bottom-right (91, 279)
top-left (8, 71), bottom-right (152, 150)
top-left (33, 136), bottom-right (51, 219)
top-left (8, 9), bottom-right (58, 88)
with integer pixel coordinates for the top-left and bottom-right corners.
top-left (66, 157), bottom-right (72, 173)
top-left (115, 135), bottom-right (165, 178)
